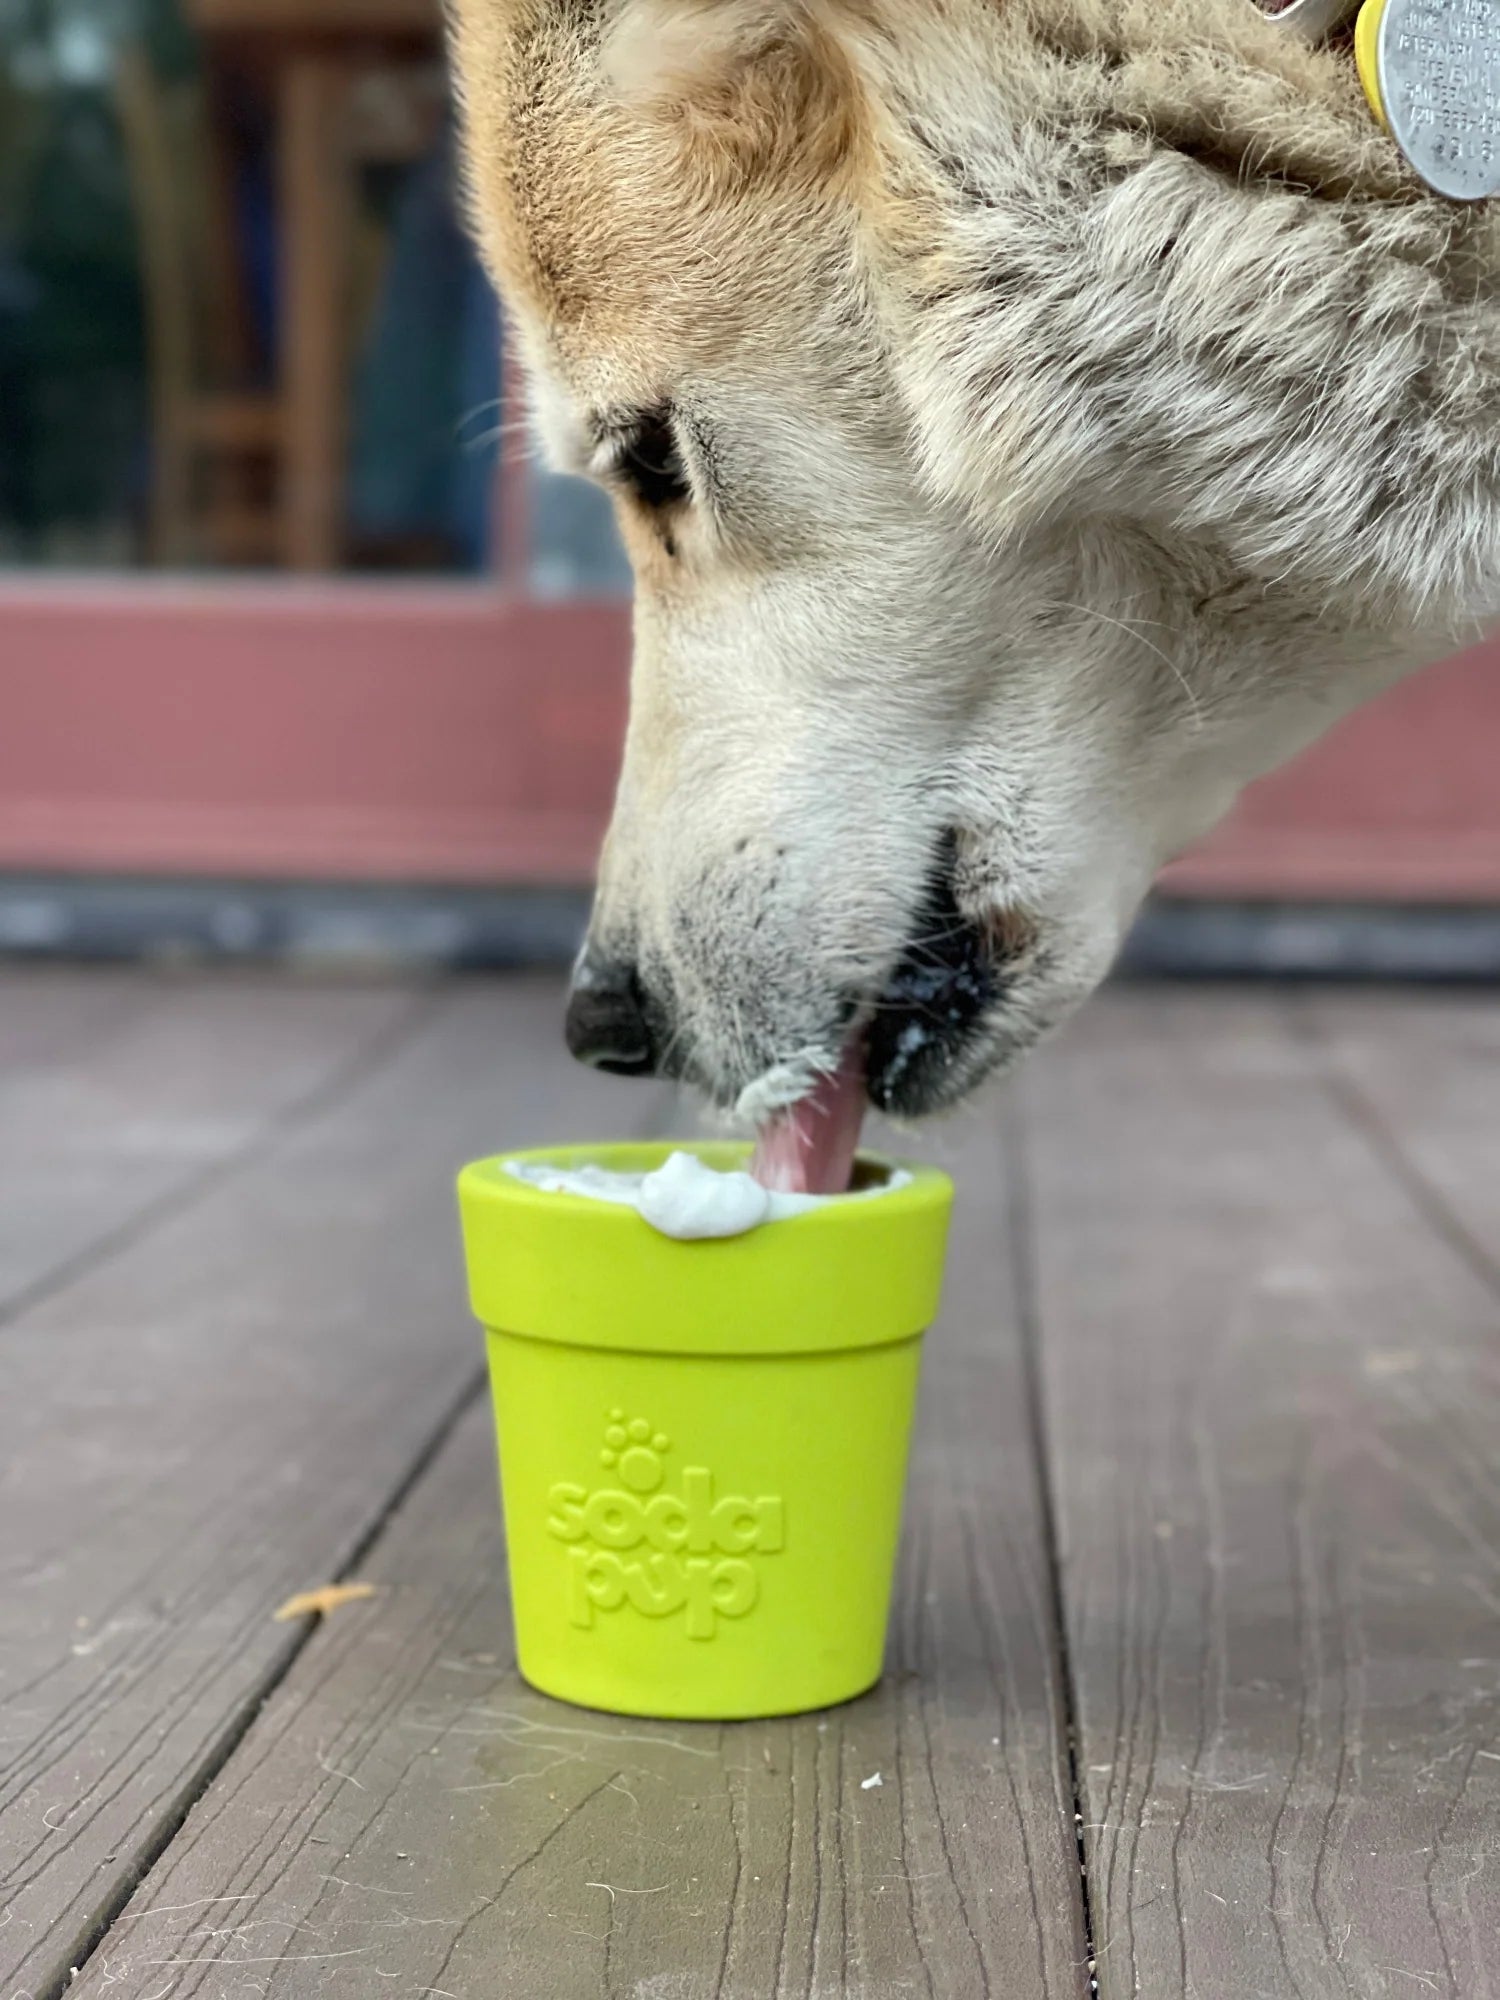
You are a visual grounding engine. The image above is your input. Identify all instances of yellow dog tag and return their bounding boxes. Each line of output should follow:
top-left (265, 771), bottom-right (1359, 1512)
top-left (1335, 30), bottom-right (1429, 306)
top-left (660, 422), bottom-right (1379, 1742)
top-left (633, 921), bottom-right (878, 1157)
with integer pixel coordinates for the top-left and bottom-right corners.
top-left (1355, 0), bottom-right (1390, 123)
top-left (1355, 0), bottom-right (1500, 198)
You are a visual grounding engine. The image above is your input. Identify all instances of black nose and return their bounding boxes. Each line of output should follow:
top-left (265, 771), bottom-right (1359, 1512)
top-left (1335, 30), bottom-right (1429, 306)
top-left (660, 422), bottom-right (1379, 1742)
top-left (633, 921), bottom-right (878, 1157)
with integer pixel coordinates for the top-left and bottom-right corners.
top-left (564, 960), bottom-right (658, 1077)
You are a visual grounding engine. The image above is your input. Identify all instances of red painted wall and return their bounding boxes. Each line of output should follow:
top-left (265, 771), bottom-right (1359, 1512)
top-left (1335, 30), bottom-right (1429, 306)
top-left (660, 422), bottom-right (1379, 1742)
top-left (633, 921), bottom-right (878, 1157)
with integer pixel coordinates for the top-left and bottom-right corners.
top-left (1162, 638), bottom-right (1500, 900)
top-left (0, 580), bottom-right (627, 883)
top-left (0, 576), bottom-right (1494, 898)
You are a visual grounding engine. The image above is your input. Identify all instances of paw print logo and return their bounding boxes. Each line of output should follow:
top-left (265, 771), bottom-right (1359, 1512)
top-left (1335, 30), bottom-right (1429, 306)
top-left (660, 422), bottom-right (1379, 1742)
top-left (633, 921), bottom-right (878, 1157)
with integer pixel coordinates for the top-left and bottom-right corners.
top-left (601, 1409), bottom-right (671, 1494)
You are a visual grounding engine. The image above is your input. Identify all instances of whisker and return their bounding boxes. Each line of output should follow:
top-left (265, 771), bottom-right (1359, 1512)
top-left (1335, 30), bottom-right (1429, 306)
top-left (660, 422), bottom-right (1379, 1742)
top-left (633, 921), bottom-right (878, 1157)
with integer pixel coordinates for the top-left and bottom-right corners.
top-left (455, 394), bottom-right (504, 433)
top-left (1043, 597), bottom-right (1204, 730)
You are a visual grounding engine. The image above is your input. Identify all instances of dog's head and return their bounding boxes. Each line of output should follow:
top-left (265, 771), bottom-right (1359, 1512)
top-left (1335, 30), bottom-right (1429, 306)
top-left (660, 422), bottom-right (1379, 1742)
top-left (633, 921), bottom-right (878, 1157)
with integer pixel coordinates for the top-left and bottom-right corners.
top-left (454, 0), bottom-right (1479, 1126)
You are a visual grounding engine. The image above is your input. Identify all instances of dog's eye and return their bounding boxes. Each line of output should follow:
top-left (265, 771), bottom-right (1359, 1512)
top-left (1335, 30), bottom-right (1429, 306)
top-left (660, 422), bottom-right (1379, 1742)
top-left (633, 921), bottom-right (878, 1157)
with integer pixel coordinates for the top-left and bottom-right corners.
top-left (618, 414), bottom-right (690, 510)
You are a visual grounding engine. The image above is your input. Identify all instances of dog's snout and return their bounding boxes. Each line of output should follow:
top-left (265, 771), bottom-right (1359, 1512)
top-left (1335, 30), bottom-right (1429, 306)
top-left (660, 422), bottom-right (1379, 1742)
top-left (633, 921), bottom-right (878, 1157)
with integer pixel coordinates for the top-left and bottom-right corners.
top-left (565, 957), bottom-right (658, 1077)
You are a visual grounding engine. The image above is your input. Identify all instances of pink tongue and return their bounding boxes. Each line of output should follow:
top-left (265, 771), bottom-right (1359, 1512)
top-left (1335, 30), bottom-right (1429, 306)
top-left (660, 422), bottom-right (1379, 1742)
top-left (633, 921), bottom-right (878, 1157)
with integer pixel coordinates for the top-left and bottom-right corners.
top-left (751, 1041), bottom-right (867, 1195)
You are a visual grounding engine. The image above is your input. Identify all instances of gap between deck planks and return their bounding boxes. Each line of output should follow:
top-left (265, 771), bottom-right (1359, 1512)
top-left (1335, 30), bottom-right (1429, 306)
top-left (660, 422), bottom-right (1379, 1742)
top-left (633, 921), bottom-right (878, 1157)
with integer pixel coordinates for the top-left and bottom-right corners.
top-left (0, 974), bottom-right (670, 2000)
top-left (64, 1101), bottom-right (1088, 2000)
top-left (1021, 991), bottom-right (1500, 2000)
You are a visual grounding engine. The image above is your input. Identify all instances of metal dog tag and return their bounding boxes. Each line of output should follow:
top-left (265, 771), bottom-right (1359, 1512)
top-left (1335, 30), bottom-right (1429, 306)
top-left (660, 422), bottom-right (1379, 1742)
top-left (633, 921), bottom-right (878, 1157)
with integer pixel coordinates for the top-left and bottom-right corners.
top-left (1373, 0), bottom-right (1500, 199)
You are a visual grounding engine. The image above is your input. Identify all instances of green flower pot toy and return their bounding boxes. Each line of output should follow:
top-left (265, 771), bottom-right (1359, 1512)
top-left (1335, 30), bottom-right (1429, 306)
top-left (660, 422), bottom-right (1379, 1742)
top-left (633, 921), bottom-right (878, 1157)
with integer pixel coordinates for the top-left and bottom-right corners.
top-left (457, 1141), bottom-right (953, 1720)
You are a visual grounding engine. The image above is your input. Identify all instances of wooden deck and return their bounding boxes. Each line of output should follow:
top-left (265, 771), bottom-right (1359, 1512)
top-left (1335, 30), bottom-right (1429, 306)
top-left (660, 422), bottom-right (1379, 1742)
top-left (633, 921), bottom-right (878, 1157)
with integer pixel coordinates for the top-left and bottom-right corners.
top-left (1, 968), bottom-right (1496, 2000)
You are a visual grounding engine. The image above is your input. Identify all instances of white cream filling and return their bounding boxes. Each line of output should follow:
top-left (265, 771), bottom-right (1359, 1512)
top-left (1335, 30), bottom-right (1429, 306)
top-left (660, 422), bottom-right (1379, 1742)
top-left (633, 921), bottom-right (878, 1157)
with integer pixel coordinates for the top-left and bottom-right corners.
top-left (505, 1150), bottom-right (909, 1241)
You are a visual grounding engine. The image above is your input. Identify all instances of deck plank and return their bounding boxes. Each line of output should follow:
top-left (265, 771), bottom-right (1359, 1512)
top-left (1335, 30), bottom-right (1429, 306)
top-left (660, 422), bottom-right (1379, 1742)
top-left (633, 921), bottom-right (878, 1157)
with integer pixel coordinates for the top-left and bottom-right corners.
top-left (0, 977), bottom-right (662, 2000)
top-left (0, 972), bottom-right (420, 1322)
top-left (1299, 991), bottom-right (1500, 1294)
top-left (1022, 992), bottom-right (1500, 2000)
top-left (0, 967), bottom-right (154, 1073)
top-left (66, 1111), bottom-right (1088, 2000)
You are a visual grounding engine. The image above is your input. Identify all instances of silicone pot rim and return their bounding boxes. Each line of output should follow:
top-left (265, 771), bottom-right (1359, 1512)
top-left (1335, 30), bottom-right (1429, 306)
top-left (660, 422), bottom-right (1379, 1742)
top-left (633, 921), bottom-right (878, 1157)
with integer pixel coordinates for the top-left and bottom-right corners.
top-left (457, 1141), bottom-right (954, 1356)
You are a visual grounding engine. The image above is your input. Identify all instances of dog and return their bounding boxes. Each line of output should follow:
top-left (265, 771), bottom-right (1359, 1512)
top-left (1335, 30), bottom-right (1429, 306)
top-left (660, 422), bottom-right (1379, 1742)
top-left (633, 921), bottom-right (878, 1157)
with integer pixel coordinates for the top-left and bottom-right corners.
top-left (451, 0), bottom-right (1500, 1185)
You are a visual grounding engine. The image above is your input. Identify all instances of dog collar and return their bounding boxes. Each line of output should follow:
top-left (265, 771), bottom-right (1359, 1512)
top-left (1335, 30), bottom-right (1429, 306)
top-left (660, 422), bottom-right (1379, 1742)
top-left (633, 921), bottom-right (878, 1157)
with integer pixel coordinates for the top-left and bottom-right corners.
top-left (1258, 0), bottom-right (1500, 199)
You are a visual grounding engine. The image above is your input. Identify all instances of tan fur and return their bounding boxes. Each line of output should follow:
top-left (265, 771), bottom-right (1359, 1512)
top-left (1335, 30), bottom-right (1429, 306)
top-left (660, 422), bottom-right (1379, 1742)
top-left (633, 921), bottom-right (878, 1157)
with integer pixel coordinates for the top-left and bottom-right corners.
top-left (452, 0), bottom-right (1500, 1114)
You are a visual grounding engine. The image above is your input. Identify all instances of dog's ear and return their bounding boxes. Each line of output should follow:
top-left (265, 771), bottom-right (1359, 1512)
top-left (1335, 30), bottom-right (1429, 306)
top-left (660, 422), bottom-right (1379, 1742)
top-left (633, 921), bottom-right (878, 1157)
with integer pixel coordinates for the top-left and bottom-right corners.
top-left (603, 0), bottom-right (863, 183)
